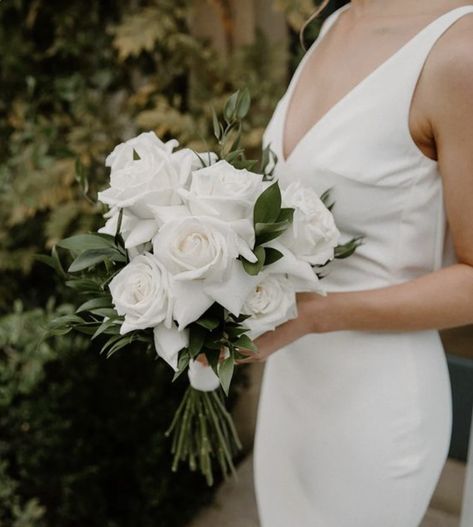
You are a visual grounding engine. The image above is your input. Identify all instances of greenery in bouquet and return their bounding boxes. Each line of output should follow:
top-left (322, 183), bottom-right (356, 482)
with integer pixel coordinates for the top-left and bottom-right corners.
top-left (40, 88), bottom-right (362, 486)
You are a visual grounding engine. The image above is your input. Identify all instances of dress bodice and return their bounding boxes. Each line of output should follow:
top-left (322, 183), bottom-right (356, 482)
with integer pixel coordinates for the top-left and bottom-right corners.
top-left (263, 4), bottom-right (473, 292)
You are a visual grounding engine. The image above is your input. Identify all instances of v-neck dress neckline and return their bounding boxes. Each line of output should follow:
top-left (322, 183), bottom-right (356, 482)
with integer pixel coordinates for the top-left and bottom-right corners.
top-left (280, 3), bottom-right (473, 164)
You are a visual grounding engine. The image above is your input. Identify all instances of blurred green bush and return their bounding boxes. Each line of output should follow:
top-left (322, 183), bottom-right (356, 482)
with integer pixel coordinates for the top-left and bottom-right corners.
top-left (0, 0), bottom-right (325, 523)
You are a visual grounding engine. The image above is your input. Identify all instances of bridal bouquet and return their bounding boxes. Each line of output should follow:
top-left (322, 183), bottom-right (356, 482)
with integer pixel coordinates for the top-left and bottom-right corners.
top-left (43, 89), bottom-right (361, 485)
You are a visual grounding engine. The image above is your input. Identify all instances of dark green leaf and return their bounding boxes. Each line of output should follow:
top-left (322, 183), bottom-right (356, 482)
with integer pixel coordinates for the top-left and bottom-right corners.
top-left (263, 247), bottom-right (283, 265)
top-left (195, 316), bottom-right (220, 331)
top-left (241, 245), bottom-right (265, 276)
top-left (218, 357), bottom-right (234, 396)
top-left (277, 207), bottom-right (294, 223)
top-left (57, 233), bottom-right (116, 253)
top-left (68, 248), bottom-right (126, 272)
top-left (204, 348), bottom-right (221, 376)
top-left (189, 324), bottom-right (207, 358)
top-left (92, 317), bottom-right (120, 339)
top-left (172, 349), bottom-right (191, 382)
top-left (235, 333), bottom-right (257, 353)
top-left (76, 297), bottom-right (112, 313)
top-left (253, 181), bottom-right (281, 225)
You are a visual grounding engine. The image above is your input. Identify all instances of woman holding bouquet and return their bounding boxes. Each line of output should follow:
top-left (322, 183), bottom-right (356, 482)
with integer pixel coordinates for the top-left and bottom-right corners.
top-left (240, 0), bottom-right (473, 525)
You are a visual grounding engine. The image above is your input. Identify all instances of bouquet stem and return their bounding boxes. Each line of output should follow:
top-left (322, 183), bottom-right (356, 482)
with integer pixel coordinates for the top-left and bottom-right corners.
top-left (165, 385), bottom-right (243, 486)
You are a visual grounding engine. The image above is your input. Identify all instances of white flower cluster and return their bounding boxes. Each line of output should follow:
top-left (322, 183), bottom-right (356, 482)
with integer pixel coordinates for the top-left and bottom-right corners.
top-left (98, 132), bottom-right (340, 389)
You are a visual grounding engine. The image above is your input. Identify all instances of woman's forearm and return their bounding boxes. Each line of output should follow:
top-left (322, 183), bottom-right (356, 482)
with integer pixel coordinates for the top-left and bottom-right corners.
top-left (315, 263), bottom-right (473, 333)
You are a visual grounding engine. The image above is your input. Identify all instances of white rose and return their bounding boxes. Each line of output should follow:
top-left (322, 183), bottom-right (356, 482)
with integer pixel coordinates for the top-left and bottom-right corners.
top-left (98, 207), bottom-right (159, 252)
top-left (152, 216), bottom-right (260, 329)
top-left (187, 359), bottom-right (220, 392)
top-left (97, 132), bottom-right (194, 248)
top-left (178, 160), bottom-right (265, 222)
top-left (279, 181), bottom-right (341, 266)
top-left (241, 273), bottom-right (298, 339)
top-left (109, 252), bottom-right (173, 334)
top-left (153, 215), bottom-right (252, 281)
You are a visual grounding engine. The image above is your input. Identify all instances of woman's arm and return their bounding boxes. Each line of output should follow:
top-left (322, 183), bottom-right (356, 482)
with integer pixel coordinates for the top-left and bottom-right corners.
top-left (236, 20), bottom-right (473, 364)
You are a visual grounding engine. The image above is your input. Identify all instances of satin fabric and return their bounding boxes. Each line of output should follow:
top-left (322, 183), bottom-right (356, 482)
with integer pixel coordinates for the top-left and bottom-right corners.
top-left (254, 4), bottom-right (473, 526)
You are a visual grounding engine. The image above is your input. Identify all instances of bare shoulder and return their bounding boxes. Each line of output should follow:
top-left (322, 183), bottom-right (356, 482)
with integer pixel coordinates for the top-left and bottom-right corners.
top-left (421, 13), bottom-right (473, 134)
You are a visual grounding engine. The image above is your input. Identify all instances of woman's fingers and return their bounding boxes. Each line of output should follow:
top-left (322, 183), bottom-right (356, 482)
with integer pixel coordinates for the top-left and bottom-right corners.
top-left (196, 347), bottom-right (228, 367)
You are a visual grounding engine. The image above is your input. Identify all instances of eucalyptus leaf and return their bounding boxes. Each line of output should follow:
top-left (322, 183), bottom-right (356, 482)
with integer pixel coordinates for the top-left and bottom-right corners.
top-left (236, 87), bottom-right (251, 119)
top-left (223, 91), bottom-right (239, 123)
top-left (211, 107), bottom-right (221, 140)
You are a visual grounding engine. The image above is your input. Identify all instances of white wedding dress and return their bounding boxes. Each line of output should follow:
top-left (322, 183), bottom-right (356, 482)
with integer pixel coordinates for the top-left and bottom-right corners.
top-left (254, 4), bottom-right (473, 526)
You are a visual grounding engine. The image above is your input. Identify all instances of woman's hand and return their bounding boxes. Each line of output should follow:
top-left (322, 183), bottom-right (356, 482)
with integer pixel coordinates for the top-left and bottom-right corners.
top-left (235, 291), bottom-right (332, 364)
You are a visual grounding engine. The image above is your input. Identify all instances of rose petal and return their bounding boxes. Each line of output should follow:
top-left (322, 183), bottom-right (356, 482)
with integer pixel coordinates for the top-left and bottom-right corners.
top-left (153, 321), bottom-right (189, 371)
top-left (187, 359), bottom-right (220, 392)
top-left (204, 259), bottom-right (261, 316)
top-left (124, 219), bottom-right (159, 249)
top-left (171, 279), bottom-right (214, 329)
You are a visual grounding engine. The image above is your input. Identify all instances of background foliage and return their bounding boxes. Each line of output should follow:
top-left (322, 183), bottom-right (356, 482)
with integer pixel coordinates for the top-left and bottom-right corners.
top-left (0, 0), bottom-right (340, 524)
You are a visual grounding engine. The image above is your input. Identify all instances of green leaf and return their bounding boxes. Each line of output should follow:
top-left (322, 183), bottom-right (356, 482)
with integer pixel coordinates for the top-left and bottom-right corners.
top-left (114, 208), bottom-right (124, 243)
top-left (255, 228), bottom-right (289, 246)
top-left (263, 247), bottom-right (283, 265)
top-left (189, 324), bottom-right (207, 358)
top-left (195, 316), bottom-right (220, 331)
top-left (218, 357), bottom-right (234, 396)
top-left (277, 207), bottom-right (294, 223)
top-left (65, 278), bottom-right (102, 292)
top-left (105, 333), bottom-right (135, 358)
top-left (223, 91), bottom-right (239, 123)
top-left (48, 314), bottom-right (85, 332)
top-left (203, 336), bottom-right (222, 350)
top-left (75, 158), bottom-right (89, 196)
top-left (76, 297), bottom-right (112, 313)
top-left (225, 325), bottom-right (248, 339)
top-left (172, 349), bottom-right (191, 382)
top-left (92, 317), bottom-right (120, 339)
top-left (236, 87), bottom-right (251, 119)
top-left (241, 245), bottom-right (265, 276)
top-left (57, 233), bottom-right (117, 253)
top-left (87, 308), bottom-right (119, 318)
top-left (211, 106), bottom-right (221, 140)
top-left (320, 187), bottom-right (334, 208)
top-left (235, 333), bottom-right (257, 353)
top-left (253, 181), bottom-right (281, 225)
top-left (34, 254), bottom-right (56, 270)
top-left (334, 235), bottom-right (364, 259)
top-left (100, 333), bottom-right (124, 355)
top-left (204, 348), bottom-right (221, 376)
top-left (68, 248), bottom-right (126, 272)
top-left (254, 219), bottom-right (291, 236)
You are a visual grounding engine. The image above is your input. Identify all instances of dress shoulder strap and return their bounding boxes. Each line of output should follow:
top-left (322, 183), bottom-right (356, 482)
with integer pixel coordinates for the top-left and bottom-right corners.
top-left (396, 5), bottom-right (473, 113)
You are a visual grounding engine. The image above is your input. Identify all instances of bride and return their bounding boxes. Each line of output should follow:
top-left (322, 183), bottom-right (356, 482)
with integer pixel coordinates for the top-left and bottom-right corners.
top-left (235, 0), bottom-right (473, 525)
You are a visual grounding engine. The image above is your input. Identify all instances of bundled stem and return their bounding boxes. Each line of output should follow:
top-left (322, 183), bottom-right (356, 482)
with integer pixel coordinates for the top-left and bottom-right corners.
top-left (165, 385), bottom-right (242, 485)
